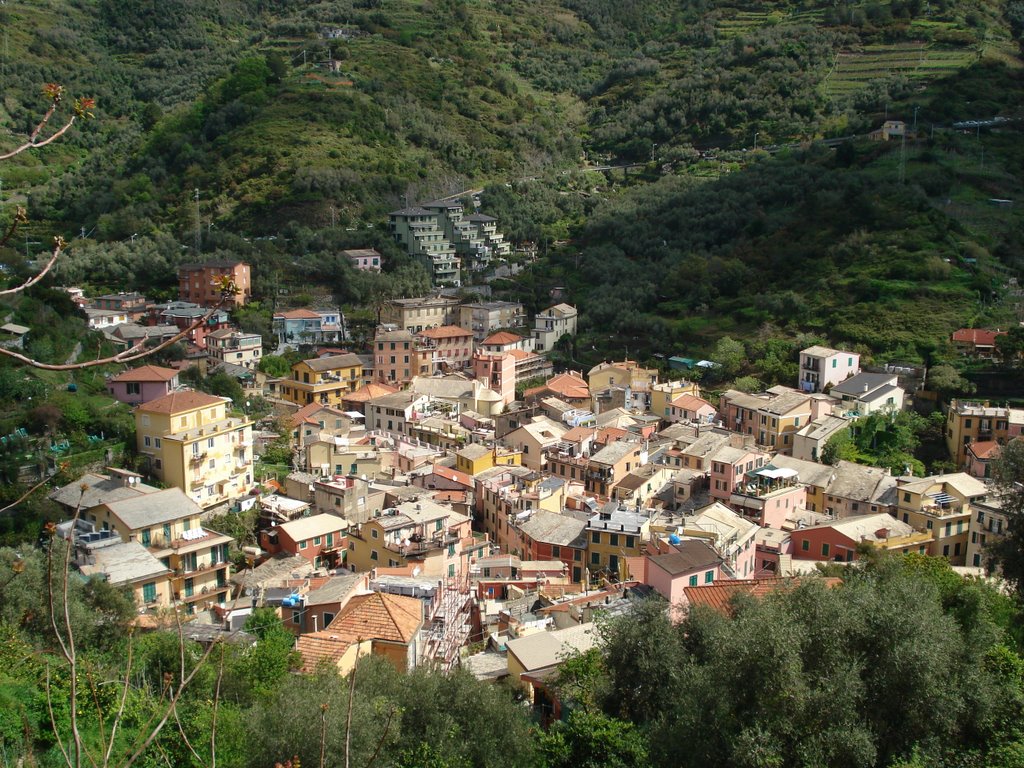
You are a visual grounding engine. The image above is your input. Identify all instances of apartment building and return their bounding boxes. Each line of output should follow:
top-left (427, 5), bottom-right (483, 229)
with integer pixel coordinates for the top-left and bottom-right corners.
top-left (459, 301), bottom-right (526, 342)
top-left (206, 329), bottom-right (263, 370)
top-left (94, 488), bottom-right (233, 611)
top-left (718, 387), bottom-right (816, 455)
top-left (945, 400), bottom-right (1024, 470)
top-left (417, 325), bottom-right (475, 370)
top-left (280, 353), bottom-right (364, 407)
top-left (178, 260), bottom-right (251, 308)
top-left (586, 503), bottom-right (651, 581)
top-left (135, 391), bottom-right (254, 510)
top-left (387, 207), bottom-right (461, 285)
top-left (272, 308), bottom-right (346, 346)
top-left (894, 472), bottom-right (989, 565)
top-left (380, 296), bottom-right (462, 333)
top-left (532, 303), bottom-right (578, 353)
top-left (798, 345), bottom-right (860, 393)
top-left (374, 328), bottom-right (436, 384)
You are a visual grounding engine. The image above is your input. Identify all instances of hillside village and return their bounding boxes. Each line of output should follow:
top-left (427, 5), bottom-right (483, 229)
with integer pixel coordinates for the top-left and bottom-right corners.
top-left (42, 250), bottom-right (1024, 717)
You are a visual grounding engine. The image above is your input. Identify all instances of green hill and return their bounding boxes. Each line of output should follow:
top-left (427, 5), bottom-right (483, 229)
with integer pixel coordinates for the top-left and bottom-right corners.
top-left (0, 0), bottom-right (1021, 366)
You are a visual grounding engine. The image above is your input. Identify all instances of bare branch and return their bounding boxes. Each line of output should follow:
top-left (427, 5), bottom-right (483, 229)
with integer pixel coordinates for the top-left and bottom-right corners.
top-left (0, 293), bottom-right (231, 371)
top-left (0, 470), bottom-right (62, 515)
top-left (0, 238), bottom-right (64, 297)
top-left (0, 115), bottom-right (77, 160)
top-left (0, 206), bottom-right (28, 249)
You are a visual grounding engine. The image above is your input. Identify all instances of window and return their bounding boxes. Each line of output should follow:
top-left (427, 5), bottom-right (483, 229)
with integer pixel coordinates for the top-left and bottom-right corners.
top-left (299, 540), bottom-right (307, 549)
top-left (945, 522), bottom-right (952, 536)
top-left (313, 536), bottom-right (321, 546)
top-left (207, 437), bottom-right (215, 449)
top-left (801, 539), bottom-right (809, 552)
top-left (142, 582), bottom-right (157, 603)
top-left (371, 527), bottom-right (379, 539)
top-left (574, 550), bottom-right (581, 561)
top-left (144, 436), bottom-right (151, 447)
top-left (625, 536), bottom-right (635, 549)
top-left (591, 532), bottom-right (600, 544)
top-left (127, 382), bottom-right (141, 395)
top-left (292, 610), bottom-right (301, 624)
top-left (326, 533), bottom-right (333, 546)
top-left (821, 543), bottom-right (830, 557)
top-left (688, 575), bottom-right (698, 587)
top-left (370, 550), bottom-right (378, 561)
top-left (435, 520), bottom-right (443, 532)
top-left (704, 570), bottom-right (714, 583)
top-left (943, 545), bottom-right (950, 556)
top-left (141, 529), bottom-right (151, 546)
top-left (590, 552), bottom-right (600, 565)
top-left (926, 520), bottom-right (933, 530)
top-left (322, 611), bottom-right (335, 628)
top-left (154, 438), bottom-right (161, 448)
top-left (904, 492), bottom-right (911, 503)
top-left (609, 534), bottom-right (619, 547)
top-left (551, 545), bottom-right (560, 557)
top-left (209, 459), bottom-right (215, 469)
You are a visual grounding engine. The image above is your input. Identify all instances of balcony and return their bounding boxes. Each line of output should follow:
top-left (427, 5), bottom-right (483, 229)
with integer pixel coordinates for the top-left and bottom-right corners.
top-left (189, 452), bottom-right (208, 466)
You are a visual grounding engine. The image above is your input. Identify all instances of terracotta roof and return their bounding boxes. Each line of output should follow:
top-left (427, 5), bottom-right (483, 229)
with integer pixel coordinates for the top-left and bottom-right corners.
top-left (136, 390), bottom-right (225, 414)
top-left (561, 426), bottom-right (596, 443)
top-left (482, 331), bottom-right (522, 345)
top-left (967, 441), bottom-right (1001, 460)
top-left (290, 402), bottom-right (349, 427)
top-left (428, 463), bottom-right (474, 487)
top-left (684, 576), bottom-right (843, 616)
top-left (295, 632), bottom-right (355, 673)
top-left (596, 427), bottom-right (628, 444)
top-left (343, 382), bottom-right (399, 402)
top-left (110, 364), bottom-right (179, 383)
top-left (952, 328), bottom-right (1006, 346)
top-left (418, 325), bottom-right (473, 339)
top-left (529, 372), bottom-right (589, 401)
top-left (507, 348), bottom-right (534, 360)
top-left (671, 394), bottom-right (714, 411)
top-left (276, 309), bottom-right (321, 320)
top-left (328, 592), bottom-right (423, 644)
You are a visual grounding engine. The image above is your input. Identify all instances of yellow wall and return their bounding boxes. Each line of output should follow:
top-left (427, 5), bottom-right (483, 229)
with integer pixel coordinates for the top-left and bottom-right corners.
top-left (136, 400), bottom-right (254, 509)
top-left (282, 360), bottom-right (363, 407)
top-left (650, 381), bottom-right (700, 420)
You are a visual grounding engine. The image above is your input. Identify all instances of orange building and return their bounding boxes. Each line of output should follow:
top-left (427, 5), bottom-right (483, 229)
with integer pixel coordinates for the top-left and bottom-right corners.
top-left (178, 260), bottom-right (251, 307)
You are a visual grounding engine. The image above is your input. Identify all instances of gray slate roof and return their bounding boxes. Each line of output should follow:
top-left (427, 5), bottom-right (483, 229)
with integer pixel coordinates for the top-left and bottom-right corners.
top-left (104, 488), bottom-right (201, 530)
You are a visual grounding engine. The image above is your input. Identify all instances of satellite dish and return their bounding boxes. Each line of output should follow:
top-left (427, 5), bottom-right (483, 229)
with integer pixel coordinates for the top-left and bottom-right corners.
top-left (412, 566), bottom-right (421, 577)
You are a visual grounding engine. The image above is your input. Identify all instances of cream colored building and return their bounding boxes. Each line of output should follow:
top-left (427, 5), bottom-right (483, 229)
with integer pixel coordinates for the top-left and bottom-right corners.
top-left (91, 488), bottom-right (233, 612)
top-left (135, 390), bottom-right (254, 510)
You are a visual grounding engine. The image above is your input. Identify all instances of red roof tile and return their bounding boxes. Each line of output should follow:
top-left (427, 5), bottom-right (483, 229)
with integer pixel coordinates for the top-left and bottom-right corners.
top-left (136, 390), bottom-right (225, 414)
top-left (276, 309), bottom-right (321, 319)
top-left (482, 331), bottom-right (523, 345)
top-left (418, 325), bottom-right (473, 339)
top-left (684, 576), bottom-right (842, 616)
top-left (952, 328), bottom-right (1006, 346)
top-left (109, 364), bottom-right (179, 383)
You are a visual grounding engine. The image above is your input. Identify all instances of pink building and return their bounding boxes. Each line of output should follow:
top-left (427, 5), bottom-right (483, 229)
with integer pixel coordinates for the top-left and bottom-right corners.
top-left (106, 365), bottom-right (180, 406)
top-left (417, 325), bottom-right (475, 371)
top-left (342, 248), bottom-right (382, 272)
top-left (668, 394), bottom-right (717, 424)
top-left (473, 350), bottom-right (516, 406)
top-left (260, 513), bottom-right (348, 569)
top-left (641, 540), bottom-right (724, 621)
top-left (709, 445), bottom-right (769, 503)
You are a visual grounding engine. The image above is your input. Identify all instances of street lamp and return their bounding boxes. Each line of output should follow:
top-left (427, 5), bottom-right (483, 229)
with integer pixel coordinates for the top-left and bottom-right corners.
top-left (753, 132), bottom-right (759, 151)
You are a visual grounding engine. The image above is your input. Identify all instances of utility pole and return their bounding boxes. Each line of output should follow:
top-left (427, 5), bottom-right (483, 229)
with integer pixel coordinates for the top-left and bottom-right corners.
top-left (194, 188), bottom-right (201, 254)
top-left (913, 105), bottom-right (919, 133)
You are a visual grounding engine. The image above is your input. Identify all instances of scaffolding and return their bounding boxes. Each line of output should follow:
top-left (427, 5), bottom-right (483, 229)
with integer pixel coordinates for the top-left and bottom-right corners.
top-left (420, 567), bottom-right (473, 671)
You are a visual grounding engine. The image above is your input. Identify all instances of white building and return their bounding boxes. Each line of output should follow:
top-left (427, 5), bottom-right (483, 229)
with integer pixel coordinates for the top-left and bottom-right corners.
top-left (798, 346), bottom-right (860, 394)
top-left (532, 304), bottom-right (578, 353)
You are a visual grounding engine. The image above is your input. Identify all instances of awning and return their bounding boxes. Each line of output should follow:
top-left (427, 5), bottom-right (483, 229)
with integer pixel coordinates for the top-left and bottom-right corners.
top-left (929, 492), bottom-right (956, 505)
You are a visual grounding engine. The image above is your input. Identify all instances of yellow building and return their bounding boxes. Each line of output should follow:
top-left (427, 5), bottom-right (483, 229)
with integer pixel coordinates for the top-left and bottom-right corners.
top-left (280, 353), bottom-right (364, 407)
top-left (454, 443), bottom-right (523, 476)
top-left (92, 488), bottom-right (233, 612)
top-left (944, 400), bottom-right (1024, 470)
top-left (650, 380), bottom-right (701, 422)
top-left (586, 504), bottom-right (651, 581)
top-left (135, 390), bottom-right (254, 510)
top-left (895, 473), bottom-right (989, 566)
top-left (587, 360), bottom-right (659, 394)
